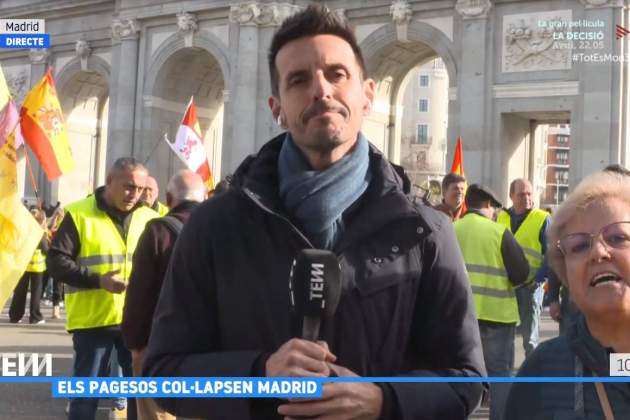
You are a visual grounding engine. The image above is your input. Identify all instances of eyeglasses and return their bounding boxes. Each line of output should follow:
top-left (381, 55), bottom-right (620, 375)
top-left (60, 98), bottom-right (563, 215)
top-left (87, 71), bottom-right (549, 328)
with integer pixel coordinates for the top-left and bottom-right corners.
top-left (557, 221), bottom-right (630, 258)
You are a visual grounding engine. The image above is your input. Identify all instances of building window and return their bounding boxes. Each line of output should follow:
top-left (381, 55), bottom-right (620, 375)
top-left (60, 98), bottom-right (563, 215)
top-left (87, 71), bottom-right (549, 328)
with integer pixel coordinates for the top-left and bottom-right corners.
top-left (555, 150), bottom-right (569, 164)
top-left (557, 135), bottom-right (569, 145)
top-left (418, 99), bottom-right (429, 112)
top-left (415, 124), bottom-right (429, 144)
top-left (419, 74), bottom-right (430, 87)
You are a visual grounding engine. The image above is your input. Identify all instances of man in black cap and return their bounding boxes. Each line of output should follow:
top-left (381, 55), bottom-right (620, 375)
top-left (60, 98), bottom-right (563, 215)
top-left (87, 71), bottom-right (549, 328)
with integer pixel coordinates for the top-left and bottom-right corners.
top-left (453, 184), bottom-right (529, 420)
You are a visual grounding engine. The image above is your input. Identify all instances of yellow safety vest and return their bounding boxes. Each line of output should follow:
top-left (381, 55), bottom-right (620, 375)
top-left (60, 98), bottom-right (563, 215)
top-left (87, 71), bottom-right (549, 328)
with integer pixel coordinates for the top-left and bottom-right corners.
top-left (26, 248), bottom-right (46, 273)
top-left (454, 212), bottom-right (519, 324)
top-left (156, 201), bottom-right (169, 216)
top-left (64, 195), bottom-right (158, 331)
top-left (497, 209), bottom-right (548, 283)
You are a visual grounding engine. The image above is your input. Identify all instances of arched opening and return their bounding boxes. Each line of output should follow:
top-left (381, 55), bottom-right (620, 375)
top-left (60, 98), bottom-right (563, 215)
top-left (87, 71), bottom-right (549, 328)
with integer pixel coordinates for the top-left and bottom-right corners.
top-left (143, 46), bottom-right (225, 196)
top-left (361, 23), bottom-right (457, 202)
top-left (58, 70), bottom-right (109, 205)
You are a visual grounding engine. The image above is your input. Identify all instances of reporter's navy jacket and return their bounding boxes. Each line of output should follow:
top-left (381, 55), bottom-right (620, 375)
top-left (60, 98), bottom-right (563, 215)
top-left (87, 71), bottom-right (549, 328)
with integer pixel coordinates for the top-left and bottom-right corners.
top-left (143, 134), bottom-right (486, 420)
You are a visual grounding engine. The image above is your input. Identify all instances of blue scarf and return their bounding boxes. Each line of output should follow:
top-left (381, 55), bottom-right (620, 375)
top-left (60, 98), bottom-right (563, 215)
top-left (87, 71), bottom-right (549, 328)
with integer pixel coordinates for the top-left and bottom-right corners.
top-left (278, 133), bottom-right (371, 249)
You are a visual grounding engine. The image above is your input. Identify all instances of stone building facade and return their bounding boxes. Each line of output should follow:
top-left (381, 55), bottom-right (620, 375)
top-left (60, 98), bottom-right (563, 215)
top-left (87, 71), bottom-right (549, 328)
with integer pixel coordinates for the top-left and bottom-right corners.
top-left (0, 0), bottom-right (628, 205)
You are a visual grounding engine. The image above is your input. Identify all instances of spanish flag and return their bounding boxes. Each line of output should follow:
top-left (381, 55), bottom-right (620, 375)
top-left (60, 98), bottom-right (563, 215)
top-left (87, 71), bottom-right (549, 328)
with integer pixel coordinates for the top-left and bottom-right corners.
top-left (20, 68), bottom-right (74, 181)
top-left (450, 136), bottom-right (467, 215)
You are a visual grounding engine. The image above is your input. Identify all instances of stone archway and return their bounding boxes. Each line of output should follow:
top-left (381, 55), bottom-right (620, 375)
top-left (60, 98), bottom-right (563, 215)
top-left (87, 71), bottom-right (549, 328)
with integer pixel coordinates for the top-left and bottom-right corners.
top-left (359, 21), bottom-right (458, 191)
top-left (141, 33), bottom-right (227, 196)
top-left (56, 60), bottom-right (110, 205)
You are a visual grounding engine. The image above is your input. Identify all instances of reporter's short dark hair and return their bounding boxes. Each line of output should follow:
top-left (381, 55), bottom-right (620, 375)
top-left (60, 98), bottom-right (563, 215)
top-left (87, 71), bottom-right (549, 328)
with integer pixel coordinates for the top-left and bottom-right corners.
top-left (268, 4), bottom-right (367, 96)
top-left (442, 173), bottom-right (466, 194)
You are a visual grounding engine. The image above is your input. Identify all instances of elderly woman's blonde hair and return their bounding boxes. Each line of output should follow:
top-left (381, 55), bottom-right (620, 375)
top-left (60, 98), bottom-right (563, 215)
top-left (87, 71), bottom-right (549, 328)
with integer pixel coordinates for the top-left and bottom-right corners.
top-left (548, 170), bottom-right (630, 286)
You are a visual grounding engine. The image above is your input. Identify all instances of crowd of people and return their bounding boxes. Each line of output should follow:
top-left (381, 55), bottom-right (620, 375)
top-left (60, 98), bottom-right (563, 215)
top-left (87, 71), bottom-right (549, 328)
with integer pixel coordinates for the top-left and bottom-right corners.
top-left (5, 5), bottom-right (630, 420)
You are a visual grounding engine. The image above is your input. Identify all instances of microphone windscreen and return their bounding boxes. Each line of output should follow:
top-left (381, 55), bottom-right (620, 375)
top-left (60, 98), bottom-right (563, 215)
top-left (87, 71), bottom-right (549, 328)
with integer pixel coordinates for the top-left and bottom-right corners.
top-left (290, 249), bottom-right (342, 319)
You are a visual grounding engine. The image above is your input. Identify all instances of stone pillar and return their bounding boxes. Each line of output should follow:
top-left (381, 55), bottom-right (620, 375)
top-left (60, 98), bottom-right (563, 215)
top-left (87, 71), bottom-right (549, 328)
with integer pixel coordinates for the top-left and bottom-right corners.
top-left (455, 0), bottom-right (492, 186)
top-left (577, 0), bottom-right (625, 175)
top-left (24, 48), bottom-right (52, 207)
top-left (225, 2), bottom-right (301, 174)
top-left (107, 18), bottom-right (140, 167)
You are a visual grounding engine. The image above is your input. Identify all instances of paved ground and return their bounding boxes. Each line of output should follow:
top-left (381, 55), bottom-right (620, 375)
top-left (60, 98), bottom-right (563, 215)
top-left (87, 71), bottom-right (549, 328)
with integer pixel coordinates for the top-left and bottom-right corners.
top-left (0, 298), bottom-right (559, 420)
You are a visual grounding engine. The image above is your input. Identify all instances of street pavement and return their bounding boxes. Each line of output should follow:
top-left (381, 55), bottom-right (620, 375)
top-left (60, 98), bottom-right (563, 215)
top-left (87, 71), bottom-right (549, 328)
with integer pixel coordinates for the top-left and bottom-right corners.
top-left (1, 298), bottom-right (560, 420)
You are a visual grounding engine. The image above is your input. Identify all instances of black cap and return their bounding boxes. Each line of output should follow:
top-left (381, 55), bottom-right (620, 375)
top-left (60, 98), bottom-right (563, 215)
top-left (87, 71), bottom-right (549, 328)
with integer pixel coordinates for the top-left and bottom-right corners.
top-left (466, 184), bottom-right (503, 208)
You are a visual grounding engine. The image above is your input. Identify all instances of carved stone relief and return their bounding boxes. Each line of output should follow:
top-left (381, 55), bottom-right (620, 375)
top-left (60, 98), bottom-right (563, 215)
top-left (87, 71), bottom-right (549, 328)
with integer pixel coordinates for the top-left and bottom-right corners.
top-left (229, 2), bottom-right (302, 27)
top-left (502, 10), bottom-right (572, 73)
top-left (390, 0), bottom-right (412, 42)
top-left (455, 0), bottom-right (492, 20)
top-left (578, 0), bottom-right (623, 8)
top-left (75, 39), bottom-right (91, 71)
top-left (112, 18), bottom-right (140, 42)
top-left (177, 12), bottom-right (198, 47)
top-left (29, 48), bottom-right (50, 65)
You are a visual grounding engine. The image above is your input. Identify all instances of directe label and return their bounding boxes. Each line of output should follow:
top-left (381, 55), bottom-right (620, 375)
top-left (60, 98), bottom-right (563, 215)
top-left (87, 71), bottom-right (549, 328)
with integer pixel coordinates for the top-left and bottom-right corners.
top-left (0, 34), bottom-right (50, 49)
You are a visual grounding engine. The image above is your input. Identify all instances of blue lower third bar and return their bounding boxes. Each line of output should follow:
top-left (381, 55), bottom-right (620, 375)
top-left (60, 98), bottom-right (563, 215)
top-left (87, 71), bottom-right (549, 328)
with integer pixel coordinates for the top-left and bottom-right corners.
top-left (0, 34), bottom-right (50, 49)
top-left (52, 378), bottom-right (322, 398)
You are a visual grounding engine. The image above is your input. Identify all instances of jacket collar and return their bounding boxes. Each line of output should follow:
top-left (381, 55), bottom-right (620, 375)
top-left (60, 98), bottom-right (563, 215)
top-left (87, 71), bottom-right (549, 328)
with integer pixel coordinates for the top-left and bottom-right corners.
top-left (231, 133), bottom-right (423, 251)
top-left (569, 314), bottom-right (613, 376)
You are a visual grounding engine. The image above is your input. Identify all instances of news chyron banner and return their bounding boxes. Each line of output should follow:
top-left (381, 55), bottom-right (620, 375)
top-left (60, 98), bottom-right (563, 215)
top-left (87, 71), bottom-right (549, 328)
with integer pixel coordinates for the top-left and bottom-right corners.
top-left (0, 19), bottom-right (49, 49)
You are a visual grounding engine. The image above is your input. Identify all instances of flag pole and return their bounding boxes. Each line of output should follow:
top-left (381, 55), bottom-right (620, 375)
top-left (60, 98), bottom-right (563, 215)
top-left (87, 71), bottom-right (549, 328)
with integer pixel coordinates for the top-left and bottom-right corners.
top-left (23, 147), bottom-right (41, 208)
top-left (143, 133), bottom-right (168, 165)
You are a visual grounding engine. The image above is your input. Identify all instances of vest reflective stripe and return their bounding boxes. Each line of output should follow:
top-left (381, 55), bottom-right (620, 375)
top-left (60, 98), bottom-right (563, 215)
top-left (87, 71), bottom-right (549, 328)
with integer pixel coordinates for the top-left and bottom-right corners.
top-left (26, 249), bottom-right (46, 273)
top-left (77, 254), bottom-right (126, 267)
top-left (471, 285), bottom-right (515, 299)
top-left (466, 264), bottom-right (508, 278)
top-left (497, 209), bottom-right (548, 282)
top-left (64, 196), bottom-right (158, 330)
top-left (454, 213), bottom-right (519, 324)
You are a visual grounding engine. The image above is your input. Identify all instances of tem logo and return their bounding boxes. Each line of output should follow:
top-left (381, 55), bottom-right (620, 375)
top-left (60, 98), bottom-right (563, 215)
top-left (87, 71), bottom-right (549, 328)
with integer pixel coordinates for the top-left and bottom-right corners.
top-left (616, 24), bottom-right (630, 40)
top-left (0, 353), bottom-right (53, 376)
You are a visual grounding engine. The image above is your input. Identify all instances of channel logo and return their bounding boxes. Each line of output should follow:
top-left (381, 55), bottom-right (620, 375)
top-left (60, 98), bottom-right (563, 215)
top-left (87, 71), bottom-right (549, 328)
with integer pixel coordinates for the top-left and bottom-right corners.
top-left (0, 19), bottom-right (50, 49)
top-left (616, 24), bottom-right (630, 40)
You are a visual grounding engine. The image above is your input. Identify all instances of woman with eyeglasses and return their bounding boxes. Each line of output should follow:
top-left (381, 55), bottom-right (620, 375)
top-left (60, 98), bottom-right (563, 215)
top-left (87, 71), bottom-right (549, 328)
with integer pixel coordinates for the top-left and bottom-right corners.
top-left (504, 170), bottom-right (630, 420)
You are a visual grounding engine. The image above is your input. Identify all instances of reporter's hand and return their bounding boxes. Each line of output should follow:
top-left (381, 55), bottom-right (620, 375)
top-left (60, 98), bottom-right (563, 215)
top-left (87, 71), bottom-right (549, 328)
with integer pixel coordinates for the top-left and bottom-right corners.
top-left (549, 301), bottom-right (562, 322)
top-left (278, 363), bottom-right (383, 420)
top-left (98, 269), bottom-right (126, 293)
top-left (266, 338), bottom-right (336, 377)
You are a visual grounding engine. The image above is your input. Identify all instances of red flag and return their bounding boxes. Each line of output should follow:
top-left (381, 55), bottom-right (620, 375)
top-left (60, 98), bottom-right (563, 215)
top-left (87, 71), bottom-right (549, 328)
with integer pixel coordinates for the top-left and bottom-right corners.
top-left (450, 136), bottom-right (467, 215)
top-left (451, 136), bottom-right (464, 175)
top-left (166, 97), bottom-right (214, 190)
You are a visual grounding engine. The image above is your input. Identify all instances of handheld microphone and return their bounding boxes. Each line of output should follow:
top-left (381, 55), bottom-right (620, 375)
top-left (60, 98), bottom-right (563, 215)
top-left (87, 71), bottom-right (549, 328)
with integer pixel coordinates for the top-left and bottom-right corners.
top-left (289, 249), bottom-right (342, 341)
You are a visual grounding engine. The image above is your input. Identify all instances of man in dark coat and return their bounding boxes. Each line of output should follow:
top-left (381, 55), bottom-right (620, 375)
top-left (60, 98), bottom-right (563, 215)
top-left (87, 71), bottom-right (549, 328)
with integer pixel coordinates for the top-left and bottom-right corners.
top-left (143, 5), bottom-right (485, 420)
top-left (122, 169), bottom-right (206, 420)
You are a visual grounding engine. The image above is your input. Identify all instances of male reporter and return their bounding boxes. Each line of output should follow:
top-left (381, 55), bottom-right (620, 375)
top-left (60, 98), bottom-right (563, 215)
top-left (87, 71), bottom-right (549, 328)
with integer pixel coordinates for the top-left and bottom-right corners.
top-left (144, 5), bottom-right (485, 419)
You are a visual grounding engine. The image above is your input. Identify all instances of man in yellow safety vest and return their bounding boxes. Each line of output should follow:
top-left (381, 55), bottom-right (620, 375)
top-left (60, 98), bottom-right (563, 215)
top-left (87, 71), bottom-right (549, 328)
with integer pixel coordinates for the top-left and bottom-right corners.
top-left (47, 157), bottom-right (158, 420)
top-left (497, 178), bottom-right (552, 358)
top-left (454, 184), bottom-right (529, 420)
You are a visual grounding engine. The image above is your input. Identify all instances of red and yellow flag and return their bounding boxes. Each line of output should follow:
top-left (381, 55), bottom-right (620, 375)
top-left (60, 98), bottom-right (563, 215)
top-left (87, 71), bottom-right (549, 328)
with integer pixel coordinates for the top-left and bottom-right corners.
top-left (451, 136), bottom-right (464, 176)
top-left (166, 97), bottom-right (214, 190)
top-left (450, 136), bottom-right (467, 215)
top-left (20, 68), bottom-right (74, 181)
